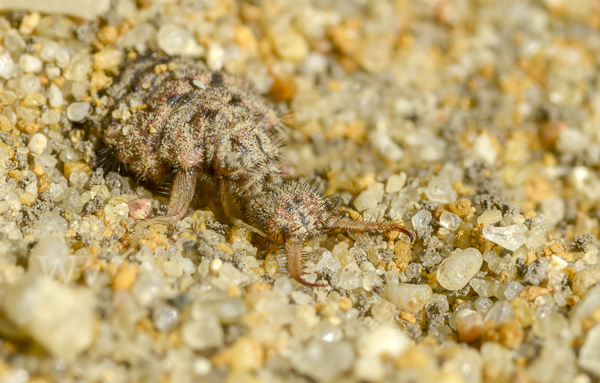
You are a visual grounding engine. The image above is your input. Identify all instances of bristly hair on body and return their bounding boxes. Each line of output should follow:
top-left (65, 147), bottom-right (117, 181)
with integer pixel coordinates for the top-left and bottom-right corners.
top-left (89, 54), bottom-right (414, 287)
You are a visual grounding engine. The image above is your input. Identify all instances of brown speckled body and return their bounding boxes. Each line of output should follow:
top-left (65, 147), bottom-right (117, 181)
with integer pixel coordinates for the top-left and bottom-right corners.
top-left (95, 54), bottom-right (413, 286)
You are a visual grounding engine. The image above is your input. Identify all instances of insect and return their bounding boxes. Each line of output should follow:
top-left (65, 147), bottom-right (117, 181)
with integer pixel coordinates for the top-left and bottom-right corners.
top-left (90, 54), bottom-right (414, 286)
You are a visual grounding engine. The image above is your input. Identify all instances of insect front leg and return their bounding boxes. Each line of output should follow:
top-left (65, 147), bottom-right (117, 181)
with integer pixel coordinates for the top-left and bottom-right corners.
top-left (131, 167), bottom-right (198, 245)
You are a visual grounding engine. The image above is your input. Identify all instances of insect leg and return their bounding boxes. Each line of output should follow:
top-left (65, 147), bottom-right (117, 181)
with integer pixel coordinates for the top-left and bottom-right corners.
top-left (326, 217), bottom-right (415, 243)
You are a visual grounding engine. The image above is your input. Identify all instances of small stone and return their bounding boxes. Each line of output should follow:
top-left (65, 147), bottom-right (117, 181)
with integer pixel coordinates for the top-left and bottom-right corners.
top-left (152, 305), bottom-right (179, 332)
top-left (40, 41), bottom-right (60, 62)
top-left (16, 120), bottom-right (39, 134)
top-left (572, 266), bottom-right (600, 297)
top-left (369, 131), bottom-right (404, 162)
top-left (27, 133), bottom-right (47, 155)
top-left (66, 102), bottom-right (91, 122)
top-left (93, 48), bottom-right (123, 73)
top-left (473, 133), bottom-right (498, 165)
top-left (485, 301), bottom-right (514, 323)
top-left (27, 235), bottom-right (70, 278)
top-left (270, 75), bottom-right (298, 102)
top-left (477, 210), bottom-right (503, 225)
top-left (213, 337), bottom-right (264, 372)
top-left (32, 211), bottom-right (68, 240)
top-left (64, 161), bottom-right (92, 181)
top-left (436, 248), bottom-right (483, 290)
top-left (412, 209), bottom-right (432, 232)
top-left (440, 211), bottom-right (461, 231)
top-left (182, 312), bottom-right (224, 350)
top-left (129, 198), bottom-right (152, 221)
top-left (0, 52), bottom-right (15, 79)
top-left (62, 187), bottom-right (83, 214)
top-left (19, 74), bottom-right (41, 94)
top-left (354, 190), bottom-right (378, 212)
top-left (19, 54), bottom-right (43, 73)
top-left (339, 271), bottom-right (361, 290)
top-left (157, 24), bottom-right (204, 57)
top-left (291, 340), bottom-right (354, 381)
top-left (504, 281), bottom-right (525, 301)
top-left (448, 199), bottom-right (472, 218)
top-left (386, 173), bottom-right (407, 194)
top-left (354, 356), bottom-right (385, 382)
top-left (382, 283), bottom-right (432, 314)
top-left (19, 12), bottom-right (41, 34)
top-left (579, 324), bottom-right (600, 376)
top-left (355, 324), bottom-right (411, 359)
top-left (64, 51), bottom-right (92, 81)
top-left (206, 43), bottom-right (225, 71)
top-left (271, 26), bottom-right (309, 62)
top-left (4, 273), bottom-right (96, 360)
top-left (426, 176), bottom-right (457, 203)
top-left (482, 224), bottom-right (527, 251)
top-left (456, 309), bottom-right (485, 343)
top-left (48, 84), bottom-right (64, 108)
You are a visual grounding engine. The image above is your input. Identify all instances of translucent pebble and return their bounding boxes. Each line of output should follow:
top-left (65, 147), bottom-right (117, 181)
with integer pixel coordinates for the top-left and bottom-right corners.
top-left (55, 49), bottom-right (70, 68)
top-left (64, 52), bottom-right (92, 81)
top-left (132, 268), bottom-right (165, 306)
top-left (273, 277), bottom-right (293, 296)
top-left (437, 248), bottom-right (483, 290)
top-left (63, 188), bottom-right (83, 214)
top-left (291, 340), bottom-right (354, 382)
top-left (46, 64), bottom-right (60, 79)
top-left (32, 211), bottom-right (69, 240)
top-left (470, 278), bottom-right (494, 297)
top-left (355, 324), bottom-right (411, 359)
top-left (153, 305), bottom-right (180, 332)
top-left (59, 147), bottom-right (81, 162)
top-left (504, 281), bottom-right (525, 301)
top-left (385, 173), bottom-right (407, 194)
top-left (540, 197), bottom-right (565, 226)
top-left (484, 300), bottom-right (514, 323)
top-left (157, 24), bottom-right (204, 57)
top-left (367, 182), bottom-right (385, 203)
top-left (314, 250), bottom-right (341, 275)
top-left (456, 309), bottom-right (485, 343)
top-left (369, 131), bottom-right (404, 162)
top-left (28, 133), bottom-right (47, 155)
top-left (48, 84), bottom-right (64, 108)
top-left (362, 270), bottom-right (382, 291)
top-left (481, 343), bottom-right (515, 382)
top-left (557, 128), bottom-right (587, 154)
top-left (475, 297), bottom-right (493, 315)
top-left (19, 74), bottom-right (41, 94)
top-left (4, 274), bottom-right (96, 360)
top-left (40, 41), bottom-right (61, 62)
top-left (579, 324), bottom-right (600, 376)
top-left (0, 52), bottom-right (15, 79)
top-left (425, 176), bottom-right (457, 203)
top-left (354, 190), bottom-right (377, 212)
top-left (473, 133), bottom-right (497, 165)
top-left (66, 102), bottom-right (91, 122)
top-left (477, 210), bottom-right (503, 225)
top-left (34, 154), bottom-right (58, 175)
top-left (70, 171), bottom-right (89, 190)
top-left (28, 235), bottom-right (70, 277)
top-left (207, 43), bottom-right (225, 71)
top-left (19, 54), bottom-right (43, 73)
top-left (440, 211), bottom-right (461, 231)
top-left (181, 312), bottom-right (224, 350)
top-left (412, 209), bottom-right (432, 231)
top-left (339, 271), bottom-right (361, 290)
top-left (482, 224), bottom-right (527, 251)
top-left (382, 283), bottom-right (432, 314)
